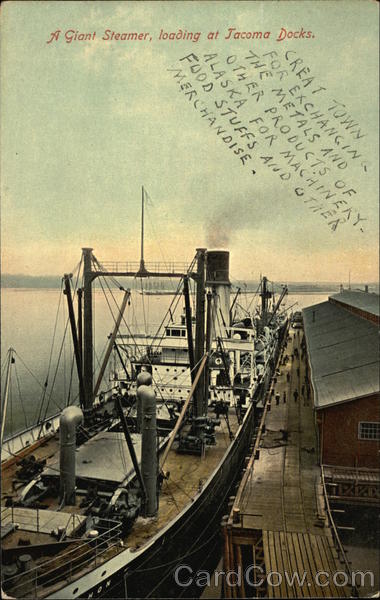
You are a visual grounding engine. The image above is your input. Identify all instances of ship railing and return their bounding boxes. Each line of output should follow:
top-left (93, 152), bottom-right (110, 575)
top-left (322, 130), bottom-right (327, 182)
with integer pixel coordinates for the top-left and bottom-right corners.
top-left (2, 505), bottom-right (37, 532)
top-left (2, 518), bottom-right (123, 598)
top-left (2, 413), bottom-right (60, 460)
top-left (1, 507), bottom-right (84, 537)
top-left (118, 332), bottom-right (153, 339)
top-left (97, 260), bottom-right (190, 274)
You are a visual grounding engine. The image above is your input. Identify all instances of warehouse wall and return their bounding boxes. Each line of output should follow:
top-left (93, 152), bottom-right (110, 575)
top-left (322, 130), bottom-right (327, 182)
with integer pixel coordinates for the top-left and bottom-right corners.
top-left (317, 394), bottom-right (380, 468)
top-left (329, 297), bottom-right (380, 325)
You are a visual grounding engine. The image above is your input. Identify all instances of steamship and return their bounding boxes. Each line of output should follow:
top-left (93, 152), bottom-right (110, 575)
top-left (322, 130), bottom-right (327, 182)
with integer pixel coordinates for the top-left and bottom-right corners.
top-left (1, 197), bottom-right (288, 599)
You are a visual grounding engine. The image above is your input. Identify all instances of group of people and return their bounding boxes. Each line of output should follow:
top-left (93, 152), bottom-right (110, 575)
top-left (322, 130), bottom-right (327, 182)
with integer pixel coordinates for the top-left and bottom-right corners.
top-left (276, 326), bottom-right (311, 406)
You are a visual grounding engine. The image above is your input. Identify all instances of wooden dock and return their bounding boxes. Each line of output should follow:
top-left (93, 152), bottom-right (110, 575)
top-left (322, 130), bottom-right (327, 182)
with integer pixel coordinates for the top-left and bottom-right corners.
top-left (223, 327), bottom-right (354, 598)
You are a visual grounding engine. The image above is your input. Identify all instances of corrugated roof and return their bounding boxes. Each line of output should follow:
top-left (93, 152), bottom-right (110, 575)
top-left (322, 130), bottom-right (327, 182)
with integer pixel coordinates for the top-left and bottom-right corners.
top-left (329, 290), bottom-right (380, 317)
top-left (302, 301), bottom-right (379, 409)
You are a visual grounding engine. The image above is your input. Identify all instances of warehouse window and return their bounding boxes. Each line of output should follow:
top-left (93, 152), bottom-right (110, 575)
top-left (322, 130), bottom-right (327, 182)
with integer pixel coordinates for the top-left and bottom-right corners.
top-left (358, 422), bottom-right (380, 441)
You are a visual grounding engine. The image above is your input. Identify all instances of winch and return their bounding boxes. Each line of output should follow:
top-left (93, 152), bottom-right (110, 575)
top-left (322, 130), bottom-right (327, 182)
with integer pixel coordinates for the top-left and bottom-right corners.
top-left (178, 416), bottom-right (220, 455)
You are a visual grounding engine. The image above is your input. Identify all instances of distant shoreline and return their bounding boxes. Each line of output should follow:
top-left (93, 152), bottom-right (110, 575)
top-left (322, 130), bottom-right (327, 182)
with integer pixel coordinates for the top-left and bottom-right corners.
top-left (1, 274), bottom-right (378, 295)
top-left (3, 286), bottom-right (379, 296)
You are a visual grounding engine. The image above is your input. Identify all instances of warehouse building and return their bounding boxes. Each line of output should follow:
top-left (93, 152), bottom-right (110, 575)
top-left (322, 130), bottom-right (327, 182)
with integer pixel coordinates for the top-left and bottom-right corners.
top-left (303, 290), bottom-right (379, 469)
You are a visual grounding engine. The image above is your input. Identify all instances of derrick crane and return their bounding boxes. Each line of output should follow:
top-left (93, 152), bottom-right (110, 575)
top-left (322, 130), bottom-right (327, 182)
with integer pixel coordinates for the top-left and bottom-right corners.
top-left (267, 285), bottom-right (288, 326)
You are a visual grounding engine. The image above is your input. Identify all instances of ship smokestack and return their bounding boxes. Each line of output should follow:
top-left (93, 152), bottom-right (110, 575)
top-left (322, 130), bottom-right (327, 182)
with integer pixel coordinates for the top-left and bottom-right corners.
top-left (206, 250), bottom-right (231, 334)
top-left (59, 406), bottom-right (83, 505)
top-left (136, 371), bottom-right (152, 433)
top-left (138, 384), bottom-right (157, 517)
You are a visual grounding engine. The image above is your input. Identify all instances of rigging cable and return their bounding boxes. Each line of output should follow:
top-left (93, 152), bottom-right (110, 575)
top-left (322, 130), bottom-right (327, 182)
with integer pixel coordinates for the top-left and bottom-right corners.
top-left (14, 361), bottom-right (28, 431)
top-left (146, 254), bottom-right (196, 358)
top-left (9, 370), bottom-right (13, 438)
top-left (139, 277), bottom-right (148, 335)
top-left (41, 317), bottom-right (70, 416)
top-left (1, 355), bottom-right (9, 379)
top-left (246, 280), bottom-right (262, 315)
top-left (146, 207), bottom-right (177, 293)
top-left (62, 287), bottom-right (67, 405)
top-left (91, 260), bottom-right (169, 404)
top-left (36, 278), bottom-right (64, 424)
top-left (66, 353), bottom-right (75, 407)
top-left (91, 255), bottom-right (199, 407)
top-left (91, 256), bottom-right (96, 395)
top-left (90, 269), bottom-right (136, 392)
top-left (14, 351), bottom-right (46, 394)
top-left (39, 260), bottom-right (83, 427)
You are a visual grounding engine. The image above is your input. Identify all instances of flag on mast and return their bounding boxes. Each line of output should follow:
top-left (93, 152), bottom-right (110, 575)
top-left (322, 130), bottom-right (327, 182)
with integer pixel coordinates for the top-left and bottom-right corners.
top-left (144, 187), bottom-right (154, 206)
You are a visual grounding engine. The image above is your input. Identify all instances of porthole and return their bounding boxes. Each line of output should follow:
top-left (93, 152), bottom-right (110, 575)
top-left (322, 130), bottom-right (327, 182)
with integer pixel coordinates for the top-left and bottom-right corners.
top-left (101, 570), bottom-right (107, 577)
top-left (73, 588), bottom-right (79, 595)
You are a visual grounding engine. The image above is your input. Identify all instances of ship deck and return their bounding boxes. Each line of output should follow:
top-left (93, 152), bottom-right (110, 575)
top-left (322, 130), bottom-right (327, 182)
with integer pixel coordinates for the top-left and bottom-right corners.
top-left (1, 407), bottom-right (240, 598)
top-left (128, 414), bottom-right (239, 550)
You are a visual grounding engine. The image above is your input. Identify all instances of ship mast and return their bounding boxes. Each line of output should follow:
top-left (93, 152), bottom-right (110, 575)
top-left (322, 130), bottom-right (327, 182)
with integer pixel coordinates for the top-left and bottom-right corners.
top-left (138, 186), bottom-right (148, 276)
top-left (78, 190), bottom-right (193, 423)
top-left (260, 276), bottom-right (272, 327)
top-left (183, 276), bottom-right (195, 383)
top-left (82, 247), bottom-right (94, 423)
top-left (194, 248), bottom-right (207, 418)
top-left (63, 275), bottom-right (85, 409)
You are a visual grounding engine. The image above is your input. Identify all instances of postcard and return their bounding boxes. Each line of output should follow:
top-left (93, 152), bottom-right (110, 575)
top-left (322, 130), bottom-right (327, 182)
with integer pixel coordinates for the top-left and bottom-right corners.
top-left (1, 1), bottom-right (379, 599)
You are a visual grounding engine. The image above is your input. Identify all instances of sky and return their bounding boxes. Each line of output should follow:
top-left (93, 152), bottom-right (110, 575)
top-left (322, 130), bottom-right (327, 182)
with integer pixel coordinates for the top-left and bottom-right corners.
top-left (1, 0), bottom-right (379, 283)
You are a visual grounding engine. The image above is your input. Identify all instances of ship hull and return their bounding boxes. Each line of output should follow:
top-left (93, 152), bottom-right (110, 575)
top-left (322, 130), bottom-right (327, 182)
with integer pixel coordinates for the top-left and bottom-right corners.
top-left (46, 323), bottom-right (287, 600)
top-left (4, 326), bottom-right (286, 600)
top-left (123, 396), bottom-right (257, 599)
top-left (48, 397), bottom-right (257, 599)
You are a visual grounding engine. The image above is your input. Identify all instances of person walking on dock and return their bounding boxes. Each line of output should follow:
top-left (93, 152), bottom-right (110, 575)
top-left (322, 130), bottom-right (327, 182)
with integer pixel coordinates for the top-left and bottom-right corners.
top-left (286, 372), bottom-right (290, 383)
top-left (283, 390), bottom-right (286, 403)
top-left (293, 390), bottom-right (298, 403)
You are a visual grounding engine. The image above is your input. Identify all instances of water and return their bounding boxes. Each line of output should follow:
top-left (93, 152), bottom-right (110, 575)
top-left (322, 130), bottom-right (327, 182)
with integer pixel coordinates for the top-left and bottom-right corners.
top-left (1, 288), bottom-right (329, 438)
top-left (333, 504), bottom-right (380, 595)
